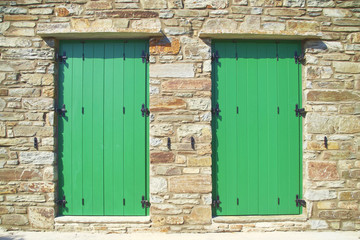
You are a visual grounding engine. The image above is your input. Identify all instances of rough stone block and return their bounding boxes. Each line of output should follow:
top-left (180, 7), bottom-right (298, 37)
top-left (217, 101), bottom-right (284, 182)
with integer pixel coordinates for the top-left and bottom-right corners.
top-left (309, 220), bottom-right (328, 230)
top-left (333, 62), bottom-right (360, 74)
top-left (150, 177), bottom-right (168, 193)
top-left (29, 8), bottom-right (53, 15)
top-left (150, 152), bottom-right (175, 164)
top-left (188, 156), bottom-right (211, 167)
top-left (304, 190), bottom-right (337, 201)
top-left (169, 175), bottom-right (212, 193)
top-left (266, 8), bottom-right (305, 16)
top-left (184, 206), bottom-right (211, 224)
top-left (287, 21), bottom-right (320, 31)
top-left (150, 37), bottom-right (180, 55)
top-left (1, 214), bottom-right (28, 226)
top-left (184, 0), bottom-right (228, 9)
top-left (150, 97), bottom-right (187, 111)
top-left (28, 207), bottom-right (54, 229)
top-left (308, 162), bottom-right (339, 180)
top-left (6, 194), bottom-right (46, 203)
top-left (19, 151), bottom-right (55, 165)
top-left (150, 64), bottom-right (195, 78)
top-left (307, 0), bottom-right (335, 7)
top-left (150, 124), bottom-right (174, 136)
top-left (85, 1), bottom-right (112, 10)
top-left (141, 0), bottom-right (167, 9)
top-left (162, 79), bottom-right (211, 91)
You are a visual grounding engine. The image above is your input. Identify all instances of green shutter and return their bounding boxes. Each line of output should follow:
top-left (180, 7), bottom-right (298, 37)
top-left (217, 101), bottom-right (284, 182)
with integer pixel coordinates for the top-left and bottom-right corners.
top-left (212, 40), bottom-right (302, 216)
top-left (58, 40), bottom-right (149, 216)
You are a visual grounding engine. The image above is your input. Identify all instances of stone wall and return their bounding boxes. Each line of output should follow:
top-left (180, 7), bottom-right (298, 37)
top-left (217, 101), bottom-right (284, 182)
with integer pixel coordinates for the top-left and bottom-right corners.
top-left (0, 0), bottom-right (360, 233)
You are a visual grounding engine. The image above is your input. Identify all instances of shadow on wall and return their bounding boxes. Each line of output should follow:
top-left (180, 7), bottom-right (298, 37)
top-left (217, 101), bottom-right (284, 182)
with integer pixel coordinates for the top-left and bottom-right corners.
top-left (0, 234), bottom-right (25, 240)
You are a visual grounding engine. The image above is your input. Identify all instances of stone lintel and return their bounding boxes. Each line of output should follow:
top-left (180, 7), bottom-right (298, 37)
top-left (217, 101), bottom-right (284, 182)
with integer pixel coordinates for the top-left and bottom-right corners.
top-left (213, 215), bottom-right (307, 223)
top-left (37, 31), bottom-right (162, 39)
top-left (199, 31), bottom-right (322, 40)
top-left (55, 216), bottom-right (151, 224)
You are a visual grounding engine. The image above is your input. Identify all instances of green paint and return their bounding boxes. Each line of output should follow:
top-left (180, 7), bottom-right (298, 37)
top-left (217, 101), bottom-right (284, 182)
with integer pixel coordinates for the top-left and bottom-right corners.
top-left (212, 40), bottom-right (302, 216)
top-left (58, 40), bottom-right (149, 216)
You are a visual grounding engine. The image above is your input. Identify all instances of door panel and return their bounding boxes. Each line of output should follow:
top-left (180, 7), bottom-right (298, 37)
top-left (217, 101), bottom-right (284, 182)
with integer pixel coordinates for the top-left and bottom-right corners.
top-left (58, 40), bottom-right (148, 216)
top-left (212, 40), bottom-right (302, 216)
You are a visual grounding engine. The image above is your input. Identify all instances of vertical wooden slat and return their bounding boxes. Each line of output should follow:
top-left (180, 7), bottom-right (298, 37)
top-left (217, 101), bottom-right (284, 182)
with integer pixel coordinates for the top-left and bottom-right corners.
top-left (71, 42), bottom-right (84, 215)
top-left (83, 42), bottom-right (95, 215)
top-left (58, 42), bottom-right (73, 215)
top-left (104, 42), bottom-right (116, 215)
top-left (92, 42), bottom-right (105, 215)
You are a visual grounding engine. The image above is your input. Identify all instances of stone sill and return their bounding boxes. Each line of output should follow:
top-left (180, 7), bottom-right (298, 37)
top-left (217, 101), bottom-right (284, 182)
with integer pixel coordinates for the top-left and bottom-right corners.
top-left (55, 216), bottom-right (151, 224)
top-left (213, 215), bottom-right (307, 224)
top-left (37, 32), bottom-right (162, 40)
top-left (199, 31), bottom-right (322, 40)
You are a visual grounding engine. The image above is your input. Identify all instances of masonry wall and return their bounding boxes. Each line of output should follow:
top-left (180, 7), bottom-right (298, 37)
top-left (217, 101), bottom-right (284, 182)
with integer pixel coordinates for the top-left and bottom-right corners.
top-left (0, 0), bottom-right (359, 233)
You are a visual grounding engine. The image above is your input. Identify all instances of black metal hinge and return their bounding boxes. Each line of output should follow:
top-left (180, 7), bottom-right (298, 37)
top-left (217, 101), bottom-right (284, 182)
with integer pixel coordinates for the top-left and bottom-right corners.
top-left (56, 104), bottom-right (67, 117)
top-left (56, 51), bottom-right (68, 64)
top-left (212, 195), bottom-right (221, 209)
top-left (212, 103), bottom-right (220, 116)
top-left (211, 50), bottom-right (219, 63)
top-left (141, 196), bottom-right (150, 208)
top-left (295, 194), bottom-right (306, 207)
top-left (294, 51), bottom-right (305, 64)
top-left (56, 195), bottom-right (67, 207)
top-left (141, 104), bottom-right (150, 117)
top-left (141, 50), bottom-right (149, 63)
top-left (295, 104), bottom-right (306, 117)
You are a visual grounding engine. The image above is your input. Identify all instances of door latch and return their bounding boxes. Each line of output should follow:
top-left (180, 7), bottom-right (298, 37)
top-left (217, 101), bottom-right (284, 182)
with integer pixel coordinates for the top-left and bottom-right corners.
top-left (141, 104), bottom-right (150, 117)
top-left (295, 194), bottom-right (306, 207)
top-left (141, 195), bottom-right (150, 208)
top-left (56, 195), bottom-right (67, 207)
top-left (294, 51), bottom-right (304, 64)
top-left (57, 104), bottom-right (67, 117)
top-left (212, 195), bottom-right (221, 209)
top-left (295, 104), bottom-right (306, 117)
top-left (211, 50), bottom-right (219, 63)
top-left (212, 103), bottom-right (221, 116)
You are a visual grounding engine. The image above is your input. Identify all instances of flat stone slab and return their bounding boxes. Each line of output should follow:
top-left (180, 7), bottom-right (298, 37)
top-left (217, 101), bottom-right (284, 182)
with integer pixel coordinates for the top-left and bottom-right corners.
top-left (213, 215), bottom-right (307, 223)
top-left (55, 216), bottom-right (151, 224)
top-left (0, 231), bottom-right (359, 240)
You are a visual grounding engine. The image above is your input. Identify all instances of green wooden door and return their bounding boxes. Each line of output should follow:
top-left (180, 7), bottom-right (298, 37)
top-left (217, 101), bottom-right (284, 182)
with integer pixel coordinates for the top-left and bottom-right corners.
top-left (212, 40), bottom-right (302, 216)
top-left (58, 40), bottom-right (149, 216)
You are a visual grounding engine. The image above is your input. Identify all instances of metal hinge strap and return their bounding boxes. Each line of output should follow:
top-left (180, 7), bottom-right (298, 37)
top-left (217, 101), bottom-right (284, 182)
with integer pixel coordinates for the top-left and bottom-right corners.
top-left (141, 195), bottom-right (150, 208)
top-left (295, 194), bottom-right (306, 207)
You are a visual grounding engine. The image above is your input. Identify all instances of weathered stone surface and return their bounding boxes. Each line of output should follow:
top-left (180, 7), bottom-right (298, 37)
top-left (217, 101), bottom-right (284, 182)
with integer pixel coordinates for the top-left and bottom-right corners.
top-left (307, 90), bottom-right (360, 102)
top-left (150, 177), bottom-right (167, 193)
top-left (239, 15), bottom-right (260, 30)
top-left (19, 182), bottom-right (54, 193)
top-left (141, 0), bottom-right (167, 9)
top-left (29, 8), bottom-right (53, 15)
top-left (150, 37), bottom-right (180, 55)
top-left (333, 18), bottom-right (360, 26)
top-left (186, 98), bottom-right (211, 111)
top-left (150, 152), bottom-right (175, 164)
top-left (28, 207), bottom-right (54, 229)
top-left (308, 0), bottom-right (335, 7)
top-left (36, 23), bottom-right (71, 34)
top-left (310, 220), bottom-right (328, 230)
top-left (96, 10), bottom-right (158, 18)
top-left (3, 7), bottom-right (28, 14)
top-left (0, 37), bottom-right (32, 47)
top-left (8, 88), bottom-right (41, 97)
top-left (166, 216), bottom-right (184, 225)
top-left (85, 1), bottom-right (112, 10)
top-left (150, 97), bottom-right (186, 111)
top-left (337, 116), bottom-right (360, 134)
top-left (4, 28), bottom-right (35, 37)
top-left (162, 79), bottom-right (211, 91)
top-left (184, 0), bottom-right (228, 9)
top-left (177, 124), bottom-right (211, 142)
top-left (262, 22), bottom-right (285, 31)
top-left (4, 15), bottom-right (38, 21)
top-left (283, 0), bottom-right (305, 7)
top-left (150, 64), bottom-right (194, 78)
top-left (184, 206), bottom-right (211, 224)
top-left (323, 9), bottom-right (352, 17)
top-left (175, 10), bottom-right (208, 17)
top-left (304, 190), bottom-right (337, 201)
top-left (13, 126), bottom-right (53, 137)
top-left (19, 151), bottom-right (55, 165)
top-left (203, 19), bottom-right (237, 31)
top-left (233, 0), bottom-right (248, 5)
top-left (150, 124), bottom-right (174, 136)
top-left (188, 156), bottom-right (211, 167)
top-left (169, 175), bottom-right (212, 193)
top-left (164, 27), bottom-right (188, 35)
top-left (333, 62), bottom-right (360, 74)
top-left (23, 98), bottom-right (54, 110)
top-left (6, 194), bottom-right (46, 203)
top-left (308, 162), bottom-right (339, 180)
top-left (287, 21), bottom-right (320, 31)
top-left (132, 19), bottom-right (161, 30)
top-left (1, 214), bottom-right (28, 226)
top-left (266, 8), bottom-right (305, 16)
top-left (16, 0), bottom-right (42, 4)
